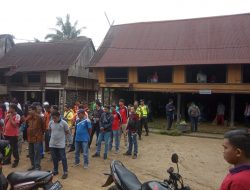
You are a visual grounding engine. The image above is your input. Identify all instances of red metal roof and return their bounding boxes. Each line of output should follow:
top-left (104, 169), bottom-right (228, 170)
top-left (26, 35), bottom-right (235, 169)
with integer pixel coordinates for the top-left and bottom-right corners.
top-left (91, 13), bottom-right (250, 67)
top-left (0, 37), bottom-right (93, 75)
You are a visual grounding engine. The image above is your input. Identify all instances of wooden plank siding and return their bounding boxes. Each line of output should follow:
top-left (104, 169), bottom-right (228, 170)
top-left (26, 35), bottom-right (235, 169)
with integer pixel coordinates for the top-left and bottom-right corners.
top-left (98, 65), bottom-right (250, 93)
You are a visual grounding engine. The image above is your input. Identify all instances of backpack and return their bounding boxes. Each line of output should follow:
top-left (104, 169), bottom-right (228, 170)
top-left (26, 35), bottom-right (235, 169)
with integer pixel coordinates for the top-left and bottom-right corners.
top-left (190, 106), bottom-right (199, 117)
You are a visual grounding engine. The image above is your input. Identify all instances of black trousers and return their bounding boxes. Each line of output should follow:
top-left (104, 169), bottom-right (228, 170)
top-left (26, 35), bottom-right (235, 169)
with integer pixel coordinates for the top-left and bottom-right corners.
top-left (167, 115), bottom-right (174, 130)
top-left (140, 117), bottom-right (149, 135)
top-left (89, 124), bottom-right (100, 148)
top-left (4, 136), bottom-right (19, 164)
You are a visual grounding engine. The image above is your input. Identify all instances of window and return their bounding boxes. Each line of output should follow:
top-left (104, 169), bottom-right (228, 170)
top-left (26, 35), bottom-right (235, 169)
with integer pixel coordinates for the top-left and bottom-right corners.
top-left (138, 66), bottom-right (172, 83)
top-left (105, 68), bottom-right (128, 82)
top-left (11, 74), bottom-right (23, 84)
top-left (46, 71), bottom-right (61, 83)
top-left (27, 73), bottom-right (41, 83)
top-left (186, 65), bottom-right (226, 83)
top-left (242, 64), bottom-right (250, 83)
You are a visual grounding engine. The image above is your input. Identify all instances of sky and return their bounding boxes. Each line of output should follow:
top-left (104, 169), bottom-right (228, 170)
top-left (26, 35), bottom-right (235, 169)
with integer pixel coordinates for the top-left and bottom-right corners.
top-left (1, 0), bottom-right (250, 48)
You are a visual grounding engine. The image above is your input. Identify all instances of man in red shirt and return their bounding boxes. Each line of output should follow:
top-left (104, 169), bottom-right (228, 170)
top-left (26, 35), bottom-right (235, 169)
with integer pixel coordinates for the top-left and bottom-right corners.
top-left (109, 105), bottom-right (122, 153)
top-left (118, 99), bottom-right (128, 147)
top-left (3, 104), bottom-right (20, 168)
top-left (220, 129), bottom-right (250, 190)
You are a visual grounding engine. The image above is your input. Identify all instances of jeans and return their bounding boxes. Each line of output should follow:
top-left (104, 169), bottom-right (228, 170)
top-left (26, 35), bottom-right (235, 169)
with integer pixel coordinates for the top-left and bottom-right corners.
top-left (190, 116), bottom-right (198, 132)
top-left (44, 131), bottom-right (50, 152)
top-left (141, 117), bottom-right (149, 134)
top-left (245, 116), bottom-right (250, 128)
top-left (50, 148), bottom-right (68, 173)
top-left (96, 131), bottom-right (111, 155)
top-left (4, 136), bottom-right (19, 164)
top-left (167, 114), bottom-right (174, 130)
top-left (29, 143), bottom-right (41, 169)
top-left (121, 124), bottom-right (128, 146)
top-left (89, 124), bottom-right (100, 147)
top-left (127, 131), bottom-right (138, 155)
top-left (109, 130), bottom-right (120, 151)
top-left (75, 141), bottom-right (89, 166)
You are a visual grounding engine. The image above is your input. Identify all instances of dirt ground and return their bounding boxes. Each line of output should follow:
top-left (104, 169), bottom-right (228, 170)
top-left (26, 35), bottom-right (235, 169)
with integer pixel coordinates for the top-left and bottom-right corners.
top-left (3, 134), bottom-right (229, 190)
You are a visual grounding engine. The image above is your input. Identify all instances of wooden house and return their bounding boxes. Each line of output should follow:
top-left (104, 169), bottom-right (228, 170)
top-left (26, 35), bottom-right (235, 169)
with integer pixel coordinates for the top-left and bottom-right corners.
top-left (91, 13), bottom-right (250, 126)
top-left (0, 37), bottom-right (98, 110)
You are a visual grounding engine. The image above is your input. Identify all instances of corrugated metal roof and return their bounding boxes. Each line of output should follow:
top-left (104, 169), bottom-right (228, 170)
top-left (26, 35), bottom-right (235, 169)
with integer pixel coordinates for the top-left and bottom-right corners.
top-left (91, 13), bottom-right (250, 67)
top-left (0, 37), bottom-right (92, 75)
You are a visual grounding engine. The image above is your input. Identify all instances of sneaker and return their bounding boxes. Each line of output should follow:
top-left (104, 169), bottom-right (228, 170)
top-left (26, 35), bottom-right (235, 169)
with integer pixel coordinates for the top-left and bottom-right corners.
top-left (83, 165), bottom-right (88, 169)
top-left (53, 171), bottom-right (59, 176)
top-left (139, 136), bottom-right (142, 140)
top-left (92, 153), bottom-right (100, 158)
top-left (115, 150), bottom-right (119, 154)
top-left (68, 148), bottom-right (75, 153)
top-left (11, 162), bottom-right (18, 168)
top-left (74, 163), bottom-right (80, 167)
top-left (123, 152), bottom-right (132, 156)
top-left (27, 166), bottom-right (35, 171)
top-left (103, 153), bottom-right (107, 160)
top-left (61, 173), bottom-right (68, 179)
top-left (132, 155), bottom-right (137, 159)
top-left (145, 133), bottom-right (149, 136)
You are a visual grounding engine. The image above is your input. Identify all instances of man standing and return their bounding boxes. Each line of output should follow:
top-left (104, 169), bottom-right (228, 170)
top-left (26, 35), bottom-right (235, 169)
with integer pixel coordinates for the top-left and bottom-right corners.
top-left (3, 104), bottom-right (20, 168)
top-left (124, 106), bottom-right (139, 159)
top-left (217, 102), bottom-right (225, 125)
top-left (139, 99), bottom-right (149, 136)
top-left (92, 105), bottom-right (113, 160)
top-left (188, 103), bottom-right (200, 132)
top-left (49, 111), bottom-right (69, 179)
top-left (109, 105), bottom-right (122, 153)
top-left (118, 99), bottom-right (128, 146)
top-left (74, 109), bottom-right (92, 168)
top-left (27, 105), bottom-right (45, 171)
top-left (134, 101), bottom-right (142, 140)
top-left (89, 102), bottom-right (103, 148)
top-left (63, 104), bottom-right (74, 147)
top-left (166, 99), bottom-right (175, 130)
top-left (44, 104), bottom-right (51, 152)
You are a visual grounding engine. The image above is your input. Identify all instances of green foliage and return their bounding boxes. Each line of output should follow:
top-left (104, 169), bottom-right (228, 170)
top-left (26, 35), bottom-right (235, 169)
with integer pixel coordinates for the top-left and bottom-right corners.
top-left (160, 129), bottom-right (182, 136)
top-left (45, 14), bottom-right (85, 41)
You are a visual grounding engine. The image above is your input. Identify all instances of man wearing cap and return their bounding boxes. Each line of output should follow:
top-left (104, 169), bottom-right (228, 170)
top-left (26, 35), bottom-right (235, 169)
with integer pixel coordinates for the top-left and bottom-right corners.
top-left (139, 99), bottom-right (149, 136)
top-left (92, 105), bottom-right (113, 160)
top-left (74, 109), bottom-right (92, 169)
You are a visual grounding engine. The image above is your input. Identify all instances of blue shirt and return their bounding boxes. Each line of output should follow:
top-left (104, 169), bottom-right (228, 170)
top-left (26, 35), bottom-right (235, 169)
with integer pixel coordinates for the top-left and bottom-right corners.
top-left (75, 119), bottom-right (92, 142)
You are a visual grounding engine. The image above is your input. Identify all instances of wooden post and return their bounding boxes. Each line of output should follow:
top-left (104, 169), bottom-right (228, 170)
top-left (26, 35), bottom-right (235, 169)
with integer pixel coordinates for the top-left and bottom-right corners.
top-left (177, 93), bottom-right (181, 122)
top-left (230, 94), bottom-right (235, 127)
top-left (86, 90), bottom-right (89, 103)
top-left (24, 91), bottom-right (27, 103)
top-left (42, 90), bottom-right (45, 103)
top-left (108, 88), bottom-right (111, 105)
top-left (101, 88), bottom-right (104, 105)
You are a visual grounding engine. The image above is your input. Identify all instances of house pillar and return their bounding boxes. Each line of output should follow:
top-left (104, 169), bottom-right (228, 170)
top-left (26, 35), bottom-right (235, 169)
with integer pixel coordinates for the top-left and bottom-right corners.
top-left (101, 88), bottom-right (104, 105)
top-left (86, 90), bottom-right (89, 103)
top-left (42, 90), bottom-right (45, 103)
top-left (177, 93), bottom-right (181, 122)
top-left (230, 94), bottom-right (235, 127)
top-left (24, 91), bottom-right (27, 103)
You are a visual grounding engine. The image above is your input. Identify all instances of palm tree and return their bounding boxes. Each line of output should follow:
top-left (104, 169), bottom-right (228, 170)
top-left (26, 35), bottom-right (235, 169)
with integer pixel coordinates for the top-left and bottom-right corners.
top-left (45, 14), bottom-right (85, 41)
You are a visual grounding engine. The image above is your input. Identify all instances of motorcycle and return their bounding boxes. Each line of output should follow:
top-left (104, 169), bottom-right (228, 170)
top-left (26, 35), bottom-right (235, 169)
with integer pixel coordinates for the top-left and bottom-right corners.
top-left (102, 153), bottom-right (190, 190)
top-left (0, 140), bottom-right (62, 190)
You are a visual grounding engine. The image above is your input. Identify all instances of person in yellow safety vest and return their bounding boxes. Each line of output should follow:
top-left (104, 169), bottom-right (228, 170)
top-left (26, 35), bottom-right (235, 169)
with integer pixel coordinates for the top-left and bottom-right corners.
top-left (134, 101), bottom-right (143, 140)
top-left (63, 104), bottom-right (74, 146)
top-left (139, 99), bottom-right (149, 136)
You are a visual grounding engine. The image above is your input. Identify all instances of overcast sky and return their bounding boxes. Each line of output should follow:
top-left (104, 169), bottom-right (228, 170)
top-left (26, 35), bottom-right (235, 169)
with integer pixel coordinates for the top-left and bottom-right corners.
top-left (1, 0), bottom-right (250, 48)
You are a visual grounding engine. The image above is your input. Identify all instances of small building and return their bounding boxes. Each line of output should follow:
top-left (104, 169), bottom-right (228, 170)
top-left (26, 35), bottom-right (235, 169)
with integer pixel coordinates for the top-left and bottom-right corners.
top-left (91, 13), bottom-right (250, 126)
top-left (0, 37), bottom-right (98, 110)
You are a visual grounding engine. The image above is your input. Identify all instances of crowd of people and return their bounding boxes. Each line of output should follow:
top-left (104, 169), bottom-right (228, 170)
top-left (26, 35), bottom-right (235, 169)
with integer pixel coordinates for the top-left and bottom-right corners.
top-left (0, 98), bottom-right (150, 179)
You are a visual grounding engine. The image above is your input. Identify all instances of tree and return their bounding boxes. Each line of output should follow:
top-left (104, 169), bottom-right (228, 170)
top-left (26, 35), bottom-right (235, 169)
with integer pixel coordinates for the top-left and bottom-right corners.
top-left (45, 14), bottom-right (85, 41)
